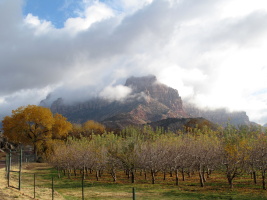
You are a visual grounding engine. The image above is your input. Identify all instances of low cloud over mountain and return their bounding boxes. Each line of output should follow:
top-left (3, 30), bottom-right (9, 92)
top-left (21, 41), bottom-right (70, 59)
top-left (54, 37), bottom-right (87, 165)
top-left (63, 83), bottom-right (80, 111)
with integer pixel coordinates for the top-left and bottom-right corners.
top-left (1, 0), bottom-right (267, 125)
top-left (41, 75), bottom-right (252, 129)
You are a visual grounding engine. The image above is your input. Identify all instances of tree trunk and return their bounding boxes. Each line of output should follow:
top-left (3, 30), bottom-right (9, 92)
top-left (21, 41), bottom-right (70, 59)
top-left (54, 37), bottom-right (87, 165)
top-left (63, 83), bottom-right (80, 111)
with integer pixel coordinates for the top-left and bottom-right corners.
top-left (170, 170), bottom-right (173, 177)
top-left (86, 168), bottom-right (89, 176)
top-left (96, 170), bottom-right (100, 181)
top-left (83, 166), bottom-right (86, 180)
top-left (187, 171), bottom-right (191, 178)
top-left (131, 170), bottom-right (135, 183)
top-left (57, 168), bottom-right (61, 179)
top-left (253, 171), bottom-right (257, 185)
top-left (144, 169), bottom-right (147, 180)
top-left (99, 169), bottom-right (103, 178)
top-left (163, 171), bottom-right (166, 180)
top-left (227, 174), bottom-right (234, 189)
top-left (181, 168), bottom-right (185, 181)
top-left (198, 166), bottom-right (204, 187)
top-left (228, 178), bottom-right (234, 189)
top-left (262, 170), bottom-right (266, 190)
top-left (202, 168), bottom-right (207, 183)
top-left (126, 169), bottom-right (130, 179)
top-left (33, 143), bottom-right (38, 162)
top-left (207, 168), bottom-right (212, 178)
top-left (175, 169), bottom-right (179, 186)
top-left (151, 170), bottom-right (156, 184)
top-left (68, 169), bottom-right (71, 179)
top-left (111, 169), bottom-right (117, 182)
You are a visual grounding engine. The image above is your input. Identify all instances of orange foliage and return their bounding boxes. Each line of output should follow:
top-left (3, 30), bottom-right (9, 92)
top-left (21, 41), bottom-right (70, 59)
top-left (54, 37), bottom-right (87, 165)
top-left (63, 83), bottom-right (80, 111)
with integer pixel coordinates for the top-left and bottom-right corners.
top-left (2, 105), bottom-right (72, 158)
top-left (82, 120), bottom-right (105, 135)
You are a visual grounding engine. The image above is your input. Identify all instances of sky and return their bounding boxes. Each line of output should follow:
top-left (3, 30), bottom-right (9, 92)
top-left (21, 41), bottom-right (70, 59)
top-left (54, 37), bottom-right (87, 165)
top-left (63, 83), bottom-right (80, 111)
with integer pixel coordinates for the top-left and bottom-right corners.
top-left (1, 0), bottom-right (267, 125)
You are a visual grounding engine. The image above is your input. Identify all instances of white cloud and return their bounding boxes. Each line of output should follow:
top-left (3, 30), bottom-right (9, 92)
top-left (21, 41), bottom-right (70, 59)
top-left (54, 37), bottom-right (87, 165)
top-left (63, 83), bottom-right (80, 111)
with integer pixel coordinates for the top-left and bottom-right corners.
top-left (1, 0), bottom-right (267, 125)
top-left (0, 87), bottom-right (52, 120)
top-left (24, 13), bottom-right (54, 35)
top-left (64, 1), bottom-right (114, 33)
top-left (99, 85), bottom-right (132, 101)
top-left (220, 0), bottom-right (267, 19)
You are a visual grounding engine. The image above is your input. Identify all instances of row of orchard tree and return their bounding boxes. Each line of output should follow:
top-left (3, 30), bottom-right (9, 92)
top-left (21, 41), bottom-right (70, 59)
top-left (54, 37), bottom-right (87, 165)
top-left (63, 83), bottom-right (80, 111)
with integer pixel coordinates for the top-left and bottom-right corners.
top-left (2, 105), bottom-right (267, 189)
top-left (49, 125), bottom-right (267, 190)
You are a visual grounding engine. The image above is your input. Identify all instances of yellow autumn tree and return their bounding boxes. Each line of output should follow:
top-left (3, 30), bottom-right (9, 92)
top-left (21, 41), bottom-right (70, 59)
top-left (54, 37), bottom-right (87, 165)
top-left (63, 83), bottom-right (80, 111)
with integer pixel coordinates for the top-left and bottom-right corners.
top-left (82, 120), bottom-right (106, 136)
top-left (52, 113), bottom-right (73, 139)
top-left (2, 105), bottom-right (72, 160)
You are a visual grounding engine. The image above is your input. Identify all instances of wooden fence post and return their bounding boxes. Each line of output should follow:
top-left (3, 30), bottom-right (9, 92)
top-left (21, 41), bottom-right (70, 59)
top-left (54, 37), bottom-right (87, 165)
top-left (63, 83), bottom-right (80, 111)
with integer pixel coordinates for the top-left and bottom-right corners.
top-left (7, 150), bottom-right (11, 187)
top-left (82, 166), bottom-right (85, 200)
top-left (52, 177), bottom-right (54, 200)
top-left (5, 153), bottom-right (8, 172)
top-left (19, 145), bottom-right (22, 190)
top-left (132, 187), bottom-right (136, 200)
top-left (34, 174), bottom-right (36, 199)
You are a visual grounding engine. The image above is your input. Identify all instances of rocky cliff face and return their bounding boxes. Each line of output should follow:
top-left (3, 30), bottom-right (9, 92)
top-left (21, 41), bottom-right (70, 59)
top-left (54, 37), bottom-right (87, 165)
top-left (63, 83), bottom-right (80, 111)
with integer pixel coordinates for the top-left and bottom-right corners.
top-left (44, 75), bottom-right (188, 127)
top-left (41, 75), bottom-right (252, 129)
top-left (125, 76), bottom-right (184, 114)
top-left (183, 102), bottom-right (251, 127)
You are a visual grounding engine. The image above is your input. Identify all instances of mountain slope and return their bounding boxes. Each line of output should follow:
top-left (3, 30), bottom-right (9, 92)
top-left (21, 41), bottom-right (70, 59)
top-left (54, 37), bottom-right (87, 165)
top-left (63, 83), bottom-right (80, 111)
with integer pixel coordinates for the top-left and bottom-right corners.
top-left (43, 75), bottom-right (188, 127)
top-left (183, 102), bottom-right (250, 127)
top-left (148, 117), bottom-right (219, 133)
top-left (41, 75), bottom-right (251, 129)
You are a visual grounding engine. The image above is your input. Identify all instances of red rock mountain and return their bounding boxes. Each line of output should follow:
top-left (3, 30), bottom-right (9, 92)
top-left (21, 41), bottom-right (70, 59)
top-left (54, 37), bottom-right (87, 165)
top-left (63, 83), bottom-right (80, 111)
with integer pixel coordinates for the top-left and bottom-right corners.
top-left (44, 75), bottom-right (188, 128)
top-left (41, 75), bottom-right (251, 129)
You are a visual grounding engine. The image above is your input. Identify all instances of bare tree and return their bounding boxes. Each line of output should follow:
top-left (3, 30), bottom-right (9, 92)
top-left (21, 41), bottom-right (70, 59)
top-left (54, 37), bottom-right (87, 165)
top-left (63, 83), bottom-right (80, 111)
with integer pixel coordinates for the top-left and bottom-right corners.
top-left (188, 134), bottom-right (222, 187)
top-left (222, 134), bottom-right (249, 189)
top-left (138, 138), bottom-right (169, 184)
top-left (251, 135), bottom-right (267, 190)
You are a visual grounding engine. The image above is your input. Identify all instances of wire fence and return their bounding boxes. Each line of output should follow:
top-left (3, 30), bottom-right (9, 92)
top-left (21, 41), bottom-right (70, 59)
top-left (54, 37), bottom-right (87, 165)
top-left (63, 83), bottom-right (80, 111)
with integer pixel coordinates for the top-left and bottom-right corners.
top-left (5, 148), bottom-right (137, 200)
top-left (8, 171), bottom-right (137, 200)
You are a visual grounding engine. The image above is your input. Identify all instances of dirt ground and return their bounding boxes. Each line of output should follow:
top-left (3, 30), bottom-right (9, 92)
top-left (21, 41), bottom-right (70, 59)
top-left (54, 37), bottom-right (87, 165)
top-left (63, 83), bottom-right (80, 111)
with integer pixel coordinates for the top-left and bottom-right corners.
top-left (0, 187), bottom-right (34, 200)
top-left (0, 161), bottom-right (33, 200)
top-left (0, 175), bottom-right (34, 200)
top-left (0, 161), bottom-right (64, 200)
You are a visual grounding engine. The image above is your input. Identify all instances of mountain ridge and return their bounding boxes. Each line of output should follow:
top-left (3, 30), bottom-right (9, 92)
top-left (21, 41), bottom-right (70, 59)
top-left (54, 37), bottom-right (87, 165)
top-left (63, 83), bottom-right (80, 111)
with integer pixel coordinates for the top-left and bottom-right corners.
top-left (40, 75), bottom-right (252, 129)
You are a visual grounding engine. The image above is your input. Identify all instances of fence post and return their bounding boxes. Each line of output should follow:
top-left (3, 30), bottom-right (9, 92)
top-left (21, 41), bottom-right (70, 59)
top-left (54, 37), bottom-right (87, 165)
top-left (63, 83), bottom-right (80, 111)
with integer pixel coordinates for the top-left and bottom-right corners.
top-left (5, 153), bottom-right (8, 172)
top-left (9, 150), bottom-right (11, 170)
top-left (7, 150), bottom-right (11, 187)
top-left (52, 177), bottom-right (54, 200)
top-left (19, 145), bottom-right (22, 190)
top-left (34, 174), bottom-right (36, 199)
top-left (132, 187), bottom-right (136, 200)
top-left (82, 166), bottom-right (85, 200)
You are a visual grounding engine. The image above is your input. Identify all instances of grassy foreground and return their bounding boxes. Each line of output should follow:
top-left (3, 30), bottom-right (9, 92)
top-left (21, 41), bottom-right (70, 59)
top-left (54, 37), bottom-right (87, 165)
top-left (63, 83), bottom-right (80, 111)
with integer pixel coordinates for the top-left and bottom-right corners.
top-left (1, 163), bottom-right (267, 199)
